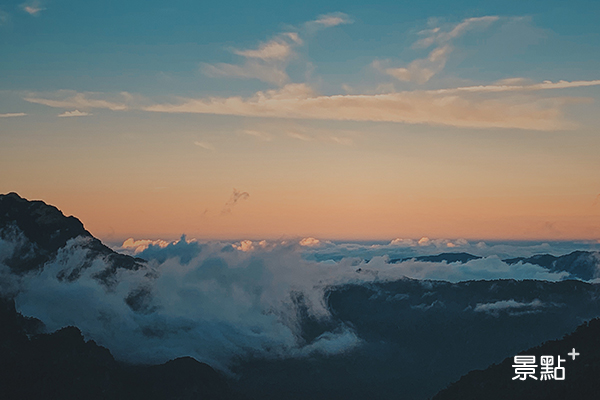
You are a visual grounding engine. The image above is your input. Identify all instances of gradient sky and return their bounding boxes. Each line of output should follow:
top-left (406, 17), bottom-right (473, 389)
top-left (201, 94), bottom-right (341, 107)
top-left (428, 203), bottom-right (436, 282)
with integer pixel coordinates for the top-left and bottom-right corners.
top-left (1, 0), bottom-right (600, 242)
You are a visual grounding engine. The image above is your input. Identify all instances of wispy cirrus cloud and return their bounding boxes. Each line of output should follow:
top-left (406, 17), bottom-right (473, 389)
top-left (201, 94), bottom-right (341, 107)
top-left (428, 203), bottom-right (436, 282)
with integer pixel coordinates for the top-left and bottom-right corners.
top-left (21, 1), bottom-right (45, 16)
top-left (193, 141), bottom-right (215, 151)
top-left (382, 16), bottom-right (499, 84)
top-left (305, 12), bottom-right (352, 32)
top-left (432, 79), bottom-right (600, 94)
top-left (285, 125), bottom-right (356, 145)
top-left (202, 33), bottom-right (296, 85)
top-left (233, 40), bottom-right (293, 61)
top-left (202, 13), bottom-right (352, 86)
top-left (240, 129), bottom-right (272, 141)
top-left (57, 110), bottom-right (91, 117)
top-left (313, 13), bottom-right (349, 27)
top-left (379, 45), bottom-right (452, 84)
top-left (414, 16), bottom-right (500, 48)
top-left (0, 112), bottom-right (26, 117)
top-left (287, 131), bottom-right (314, 141)
top-left (25, 90), bottom-right (131, 111)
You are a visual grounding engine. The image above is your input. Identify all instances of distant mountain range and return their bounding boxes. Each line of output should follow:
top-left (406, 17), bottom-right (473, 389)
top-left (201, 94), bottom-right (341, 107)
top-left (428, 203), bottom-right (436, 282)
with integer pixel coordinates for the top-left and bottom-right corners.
top-left (390, 250), bottom-right (600, 281)
top-left (1, 192), bottom-right (599, 400)
top-left (504, 251), bottom-right (600, 281)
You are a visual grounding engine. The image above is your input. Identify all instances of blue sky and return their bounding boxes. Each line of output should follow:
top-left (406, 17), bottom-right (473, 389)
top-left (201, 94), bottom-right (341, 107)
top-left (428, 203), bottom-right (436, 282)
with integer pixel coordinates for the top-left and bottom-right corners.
top-left (2, 0), bottom-right (599, 95)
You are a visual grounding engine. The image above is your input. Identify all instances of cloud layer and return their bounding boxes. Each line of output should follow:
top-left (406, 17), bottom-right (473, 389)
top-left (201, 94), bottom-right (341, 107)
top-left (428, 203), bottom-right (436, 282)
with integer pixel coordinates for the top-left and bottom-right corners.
top-left (8, 237), bottom-right (363, 370)
top-left (3, 232), bottom-right (594, 373)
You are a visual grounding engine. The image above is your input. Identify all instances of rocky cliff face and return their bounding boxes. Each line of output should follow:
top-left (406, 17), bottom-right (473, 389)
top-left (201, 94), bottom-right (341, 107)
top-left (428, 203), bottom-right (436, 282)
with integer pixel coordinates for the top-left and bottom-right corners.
top-left (0, 192), bottom-right (145, 284)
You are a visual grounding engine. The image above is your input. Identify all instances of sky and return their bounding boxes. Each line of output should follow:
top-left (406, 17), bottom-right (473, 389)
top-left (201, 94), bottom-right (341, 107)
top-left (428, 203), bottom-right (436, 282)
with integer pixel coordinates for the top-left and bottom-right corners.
top-left (1, 0), bottom-right (600, 242)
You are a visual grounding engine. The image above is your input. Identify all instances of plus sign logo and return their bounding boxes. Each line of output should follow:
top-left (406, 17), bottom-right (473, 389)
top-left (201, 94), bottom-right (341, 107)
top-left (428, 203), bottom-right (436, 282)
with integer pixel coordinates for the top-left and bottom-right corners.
top-left (568, 348), bottom-right (580, 360)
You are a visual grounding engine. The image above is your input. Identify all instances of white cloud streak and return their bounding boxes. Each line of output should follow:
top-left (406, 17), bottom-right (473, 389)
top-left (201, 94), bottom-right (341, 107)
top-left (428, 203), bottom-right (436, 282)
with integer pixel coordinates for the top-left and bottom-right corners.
top-left (25, 90), bottom-right (130, 111)
top-left (233, 40), bottom-right (293, 61)
top-left (308, 12), bottom-right (353, 29)
top-left (23, 79), bottom-right (599, 130)
top-left (203, 13), bottom-right (351, 86)
top-left (287, 131), bottom-right (314, 141)
top-left (57, 110), bottom-right (91, 117)
top-left (385, 16), bottom-right (499, 83)
top-left (473, 299), bottom-right (546, 316)
top-left (415, 16), bottom-right (500, 47)
top-left (21, 1), bottom-right (45, 16)
top-left (142, 81), bottom-right (591, 130)
top-left (202, 35), bottom-right (295, 86)
top-left (240, 129), bottom-right (272, 141)
top-left (0, 112), bottom-right (27, 117)
top-left (432, 79), bottom-right (600, 94)
top-left (193, 141), bottom-right (215, 151)
top-left (384, 45), bottom-right (452, 84)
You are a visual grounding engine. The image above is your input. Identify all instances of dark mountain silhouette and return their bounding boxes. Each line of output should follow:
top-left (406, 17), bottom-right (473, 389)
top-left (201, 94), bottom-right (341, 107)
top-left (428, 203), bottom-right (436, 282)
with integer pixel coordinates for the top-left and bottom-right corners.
top-left (0, 192), bottom-right (145, 284)
top-left (432, 318), bottom-right (600, 400)
top-left (0, 296), bottom-right (233, 400)
top-left (503, 251), bottom-right (600, 281)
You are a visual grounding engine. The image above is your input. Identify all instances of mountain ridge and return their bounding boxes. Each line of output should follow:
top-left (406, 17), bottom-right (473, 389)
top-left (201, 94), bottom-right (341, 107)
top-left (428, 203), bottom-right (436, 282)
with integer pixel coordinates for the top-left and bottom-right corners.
top-left (0, 192), bottom-right (145, 283)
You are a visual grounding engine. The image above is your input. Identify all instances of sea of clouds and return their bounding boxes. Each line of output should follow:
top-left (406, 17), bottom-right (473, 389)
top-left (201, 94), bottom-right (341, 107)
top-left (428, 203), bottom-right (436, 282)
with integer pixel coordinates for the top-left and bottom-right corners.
top-left (2, 234), bottom-right (598, 371)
